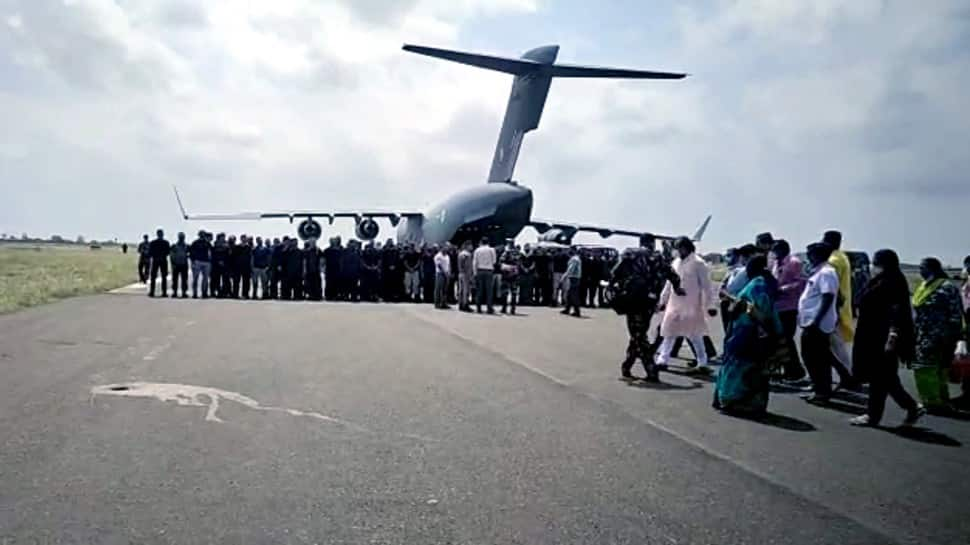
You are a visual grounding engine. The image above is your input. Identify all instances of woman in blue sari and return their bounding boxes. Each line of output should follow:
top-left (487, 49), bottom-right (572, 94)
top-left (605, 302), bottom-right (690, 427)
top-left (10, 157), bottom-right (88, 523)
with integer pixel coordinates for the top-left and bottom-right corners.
top-left (713, 255), bottom-right (781, 416)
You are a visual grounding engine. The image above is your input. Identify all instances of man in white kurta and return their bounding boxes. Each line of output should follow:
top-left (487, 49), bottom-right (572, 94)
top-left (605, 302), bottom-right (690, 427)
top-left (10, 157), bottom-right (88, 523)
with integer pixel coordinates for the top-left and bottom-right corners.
top-left (655, 237), bottom-right (717, 374)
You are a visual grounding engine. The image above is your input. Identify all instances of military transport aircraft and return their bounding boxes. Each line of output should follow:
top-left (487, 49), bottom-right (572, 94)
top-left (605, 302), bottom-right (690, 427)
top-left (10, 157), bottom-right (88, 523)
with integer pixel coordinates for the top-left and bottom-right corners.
top-left (176, 43), bottom-right (710, 246)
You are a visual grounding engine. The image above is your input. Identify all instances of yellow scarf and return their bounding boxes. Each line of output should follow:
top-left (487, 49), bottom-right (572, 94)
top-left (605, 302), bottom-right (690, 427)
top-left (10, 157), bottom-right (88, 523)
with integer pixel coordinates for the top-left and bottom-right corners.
top-left (912, 278), bottom-right (945, 308)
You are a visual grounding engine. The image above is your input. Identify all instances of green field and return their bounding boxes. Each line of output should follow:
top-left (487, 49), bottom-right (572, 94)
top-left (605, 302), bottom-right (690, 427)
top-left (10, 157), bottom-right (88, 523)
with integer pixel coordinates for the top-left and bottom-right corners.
top-left (0, 244), bottom-right (135, 314)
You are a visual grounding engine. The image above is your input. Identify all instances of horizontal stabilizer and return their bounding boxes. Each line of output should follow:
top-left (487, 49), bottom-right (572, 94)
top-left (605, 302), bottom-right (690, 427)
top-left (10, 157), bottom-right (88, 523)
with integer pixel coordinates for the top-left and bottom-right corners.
top-left (548, 63), bottom-right (686, 79)
top-left (402, 44), bottom-right (538, 75)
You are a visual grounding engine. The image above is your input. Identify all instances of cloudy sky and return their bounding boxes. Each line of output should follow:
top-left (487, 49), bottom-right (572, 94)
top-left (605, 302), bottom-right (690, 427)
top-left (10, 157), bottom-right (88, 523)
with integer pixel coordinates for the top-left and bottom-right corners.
top-left (1, 0), bottom-right (967, 263)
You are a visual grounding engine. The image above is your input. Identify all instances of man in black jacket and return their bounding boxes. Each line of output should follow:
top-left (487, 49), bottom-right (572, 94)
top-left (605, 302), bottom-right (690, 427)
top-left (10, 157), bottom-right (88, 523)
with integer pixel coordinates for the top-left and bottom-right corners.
top-left (169, 232), bottom-right (190, 299)
top-left (282, 238), bottom-right (304, 300)
top-left (252, 236), bottom-right (271, 299)
top-left (304, 239), bottom-right (323, 301)
top-left (360, 242), bottom-right (381, 302)
top-left (341, 240), bottom-right (362, 302)
top-left (210, 233), bottom-right (229, 298)
top-left (226, 235), bottom-right (239, 298)
top-left (189, 230), bottom-right (211, 299)
top-left (322, 237), bottom-right (343, 301)
top-left (421, 245), bottom-right (436, 304)
top-left (234, 235), bottom-right (254, 299)
top-left (269, 237), bottom-right (284, 299)
top-left (402, 244), bottom-right (422, 302)
top-left (381, 240), bottom-right (401, 303)
top-left (148, 229), bottom-right (171, 298)
top-left (518, 246), bottom-right (536, 306)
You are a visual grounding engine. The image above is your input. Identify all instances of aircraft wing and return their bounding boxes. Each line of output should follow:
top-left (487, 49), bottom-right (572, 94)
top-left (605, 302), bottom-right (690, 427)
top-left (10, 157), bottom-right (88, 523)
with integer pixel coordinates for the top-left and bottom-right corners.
top-left (529, 215), bottom-right (711, 242)
top-left (174, 187), bottom-right (422, 227)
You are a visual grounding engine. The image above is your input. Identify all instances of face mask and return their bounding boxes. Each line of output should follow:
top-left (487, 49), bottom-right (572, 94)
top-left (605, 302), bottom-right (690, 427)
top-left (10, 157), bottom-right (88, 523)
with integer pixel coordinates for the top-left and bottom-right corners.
top-left (871, 265), bottom-right (883, 277)
top-left (920, 270), bottom-right (933, 281)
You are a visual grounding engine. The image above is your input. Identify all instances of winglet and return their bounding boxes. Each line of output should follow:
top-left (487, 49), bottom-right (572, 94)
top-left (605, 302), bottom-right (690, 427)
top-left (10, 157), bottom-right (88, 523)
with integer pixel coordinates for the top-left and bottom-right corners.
top-left (173, 186), bottom-right (189, 220)
top-left (692, 215), bottom-right (712, 242)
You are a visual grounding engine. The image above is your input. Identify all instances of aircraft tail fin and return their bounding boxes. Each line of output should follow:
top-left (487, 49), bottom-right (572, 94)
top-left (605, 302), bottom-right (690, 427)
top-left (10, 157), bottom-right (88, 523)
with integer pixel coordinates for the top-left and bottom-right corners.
top-left (402, 44), bottom-right (686, 184)
top-left (692, 215), bottom-right (712, 242)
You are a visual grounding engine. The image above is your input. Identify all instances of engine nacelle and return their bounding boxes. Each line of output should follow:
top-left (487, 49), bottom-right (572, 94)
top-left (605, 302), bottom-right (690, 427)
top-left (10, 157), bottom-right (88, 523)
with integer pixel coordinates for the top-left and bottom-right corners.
top-left (297, 218), bottom-right (322, 241)
top-left (539, 228), bottom-right (575, 245)
top-left (355, 218), bottom-right (379, 240)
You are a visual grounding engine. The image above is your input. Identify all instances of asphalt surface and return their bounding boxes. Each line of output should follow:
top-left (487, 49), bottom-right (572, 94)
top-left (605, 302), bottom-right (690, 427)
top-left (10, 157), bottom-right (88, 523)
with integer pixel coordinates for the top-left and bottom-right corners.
top-left (0, 290), bottom-right (967, 544)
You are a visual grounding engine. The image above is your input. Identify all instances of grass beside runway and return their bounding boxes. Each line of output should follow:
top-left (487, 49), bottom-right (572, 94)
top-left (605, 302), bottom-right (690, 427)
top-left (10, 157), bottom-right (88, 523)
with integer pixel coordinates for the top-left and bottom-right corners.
top-left (0, 244), bottom-right (135, 314)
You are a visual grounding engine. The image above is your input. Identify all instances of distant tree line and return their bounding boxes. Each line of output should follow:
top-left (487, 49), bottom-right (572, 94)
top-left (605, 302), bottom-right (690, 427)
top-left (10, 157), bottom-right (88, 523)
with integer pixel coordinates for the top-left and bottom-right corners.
top-left (0, 233), bottom-right (121, 246)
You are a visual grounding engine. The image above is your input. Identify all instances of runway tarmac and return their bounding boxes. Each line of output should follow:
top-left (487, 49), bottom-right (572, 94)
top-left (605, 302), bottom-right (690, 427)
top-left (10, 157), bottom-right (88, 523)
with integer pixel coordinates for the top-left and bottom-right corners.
top-left (0, 289), bottom-right (967, 544)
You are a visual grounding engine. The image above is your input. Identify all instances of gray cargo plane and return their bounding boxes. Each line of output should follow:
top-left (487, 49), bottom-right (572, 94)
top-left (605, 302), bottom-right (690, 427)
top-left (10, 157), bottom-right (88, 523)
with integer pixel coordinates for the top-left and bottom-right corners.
top-left (176, 44), bottom-right (710, 246)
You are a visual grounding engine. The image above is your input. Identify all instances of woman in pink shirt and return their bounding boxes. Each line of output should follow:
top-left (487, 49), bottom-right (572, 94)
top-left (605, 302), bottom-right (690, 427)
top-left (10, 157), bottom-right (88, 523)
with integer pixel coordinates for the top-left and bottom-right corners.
top-left (771, 240), bottom-right (808, 382)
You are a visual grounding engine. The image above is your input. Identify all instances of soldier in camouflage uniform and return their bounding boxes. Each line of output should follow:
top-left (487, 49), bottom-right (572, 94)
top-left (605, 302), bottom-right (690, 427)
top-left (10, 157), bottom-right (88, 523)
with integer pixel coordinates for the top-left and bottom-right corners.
top-left (611, 234), bottom-right (685, 382)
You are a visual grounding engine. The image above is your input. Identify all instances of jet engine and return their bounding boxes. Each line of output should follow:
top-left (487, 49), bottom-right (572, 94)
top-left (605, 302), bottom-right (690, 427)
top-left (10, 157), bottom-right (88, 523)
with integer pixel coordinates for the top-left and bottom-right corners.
top-left (355, 218), bottom-right (380, 240)
top-left (538, 228), bottom-right (576, 245)
top-left (297, 218), bottom-right (322, 241)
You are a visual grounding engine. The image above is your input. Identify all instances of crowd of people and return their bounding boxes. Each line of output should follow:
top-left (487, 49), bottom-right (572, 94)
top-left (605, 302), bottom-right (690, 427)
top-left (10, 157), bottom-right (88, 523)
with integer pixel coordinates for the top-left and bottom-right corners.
top-left (135, 229), bottom-right (618, 314)
top-left (714, 232), bottom-right (969, 424)
top-left (136, 227), bottom-right (970, 425)
top-left (606, 229), bottom-right (969, 426)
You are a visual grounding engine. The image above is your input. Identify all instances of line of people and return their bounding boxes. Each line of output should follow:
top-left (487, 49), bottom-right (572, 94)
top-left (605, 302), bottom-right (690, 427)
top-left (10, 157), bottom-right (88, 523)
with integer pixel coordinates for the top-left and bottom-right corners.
top-left (712, 231), bottom-right (969, 424)
top-left (136, 230), bottom-right (619, 312)
top-left (606, 229), bottom-right (969, 426)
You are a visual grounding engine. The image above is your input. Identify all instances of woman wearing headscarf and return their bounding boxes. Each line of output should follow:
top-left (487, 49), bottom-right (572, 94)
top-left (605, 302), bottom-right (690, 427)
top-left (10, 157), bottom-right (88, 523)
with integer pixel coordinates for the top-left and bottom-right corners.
top-left (911, 257), bottom-right (964, 412)
top-left (713, 255), bottom-right (781, 416)
top-left (849, 250), bottom-right (924, 426)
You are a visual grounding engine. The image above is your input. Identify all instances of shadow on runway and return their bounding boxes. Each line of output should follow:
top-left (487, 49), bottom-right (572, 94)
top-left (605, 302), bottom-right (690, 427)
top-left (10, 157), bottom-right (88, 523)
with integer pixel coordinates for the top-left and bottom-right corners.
top-left (805, 398), bottom-right (867, 416)
top-left (926, 407), bottom-right (970, 422)
top-left (662, 367), bottom-right (716, 384)
top-left (768, 381), bottom-right (812, 394)
top-left (623, 379), bottom-right (704, 392)
top-left (882, 426), bottom-right (962, 447)
top-left (722, 411), bottom-right (817, 432)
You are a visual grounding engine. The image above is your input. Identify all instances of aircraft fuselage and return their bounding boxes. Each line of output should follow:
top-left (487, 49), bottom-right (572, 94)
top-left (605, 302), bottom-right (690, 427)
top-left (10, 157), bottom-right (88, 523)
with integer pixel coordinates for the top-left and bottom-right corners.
top-left (396, 182), bottom-right (533, 247)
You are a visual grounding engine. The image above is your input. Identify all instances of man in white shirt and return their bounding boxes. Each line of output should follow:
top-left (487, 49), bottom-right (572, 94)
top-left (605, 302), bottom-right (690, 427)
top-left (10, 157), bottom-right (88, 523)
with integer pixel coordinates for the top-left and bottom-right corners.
top-left (798, 242), bottom-right (853, 403)
top-left (560, 247), bottom-right (583, 317)
top-left (433, 244), bottom-right (452, 310)
top-left (472, 238), bottom-right (497, 314)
